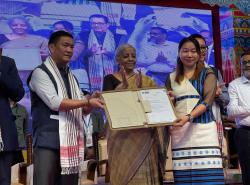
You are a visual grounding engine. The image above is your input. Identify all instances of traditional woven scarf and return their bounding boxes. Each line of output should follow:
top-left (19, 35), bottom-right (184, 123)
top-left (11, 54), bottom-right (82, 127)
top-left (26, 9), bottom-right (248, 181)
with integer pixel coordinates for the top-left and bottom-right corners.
top-left (45, 56), bottom-right (84, 174)
top-left (204, 63), bottom-right (224, 148)
top-left (88, 29), bottom-right (116, 91)
top-left (0, 127), bottom-right (4, 151)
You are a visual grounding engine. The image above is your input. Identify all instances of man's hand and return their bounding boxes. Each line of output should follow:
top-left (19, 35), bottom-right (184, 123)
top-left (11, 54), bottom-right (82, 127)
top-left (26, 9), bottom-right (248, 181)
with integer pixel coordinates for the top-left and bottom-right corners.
top-left (100, 48), bottom-right (107, 54)
top-left (83, 97), bottom-right (105, 114)
top-left (91, 91), bottom-right (101, 98)
top-left (156, 52), bottom-right (167, 63)
top-left (90, 44), bottom-right (98, 55)
top-left (215, 83), bottom-right (225, 97)
top-left (89, 98), bottom-right (105, 109)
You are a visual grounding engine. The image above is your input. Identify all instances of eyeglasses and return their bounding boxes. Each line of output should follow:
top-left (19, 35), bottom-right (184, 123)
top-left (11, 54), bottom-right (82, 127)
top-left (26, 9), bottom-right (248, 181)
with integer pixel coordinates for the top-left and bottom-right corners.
top-left (90, 22), bottom-right (106, 26)
top-left (149, 32), bottom-right (162, 36)
top-left (200, 46), bottom-right (208, 51)
top-left (242, 60), bottom-right (250, 65)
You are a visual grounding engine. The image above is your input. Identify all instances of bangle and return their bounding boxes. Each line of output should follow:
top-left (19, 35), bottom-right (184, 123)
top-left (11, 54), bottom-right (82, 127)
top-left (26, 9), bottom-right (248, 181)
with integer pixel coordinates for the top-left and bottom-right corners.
top-left (186, 114), bottom-right (194, 123)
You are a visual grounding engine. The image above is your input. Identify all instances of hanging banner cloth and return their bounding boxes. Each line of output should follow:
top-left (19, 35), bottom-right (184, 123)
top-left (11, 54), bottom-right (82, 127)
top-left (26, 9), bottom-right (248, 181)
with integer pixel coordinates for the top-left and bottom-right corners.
top-left (200, 0), bottom-right (250, 15)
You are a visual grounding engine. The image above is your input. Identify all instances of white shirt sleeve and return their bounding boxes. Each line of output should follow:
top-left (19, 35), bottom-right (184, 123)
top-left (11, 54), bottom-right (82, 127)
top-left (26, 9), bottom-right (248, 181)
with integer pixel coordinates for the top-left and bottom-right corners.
top-left (29, 68), bottom-right (63, 111)
top-left (227, 82), bottom-right (250, 118)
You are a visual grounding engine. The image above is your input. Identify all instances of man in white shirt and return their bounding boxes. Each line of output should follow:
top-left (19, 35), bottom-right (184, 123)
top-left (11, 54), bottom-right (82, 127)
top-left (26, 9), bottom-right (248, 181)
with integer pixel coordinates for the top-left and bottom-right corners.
top-left (28, 31), bottom-right (104, 185)
top-left (136, 27), bottom-right (178, 85)
top-left (227, 51), bottom-right (250, 185)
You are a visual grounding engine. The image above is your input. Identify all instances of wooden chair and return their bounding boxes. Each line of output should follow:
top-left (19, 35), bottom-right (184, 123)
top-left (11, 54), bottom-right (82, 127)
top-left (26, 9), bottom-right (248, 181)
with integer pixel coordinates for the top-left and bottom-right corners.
top-left (18, 134), bottom-right (32, 185)
top-left (91, 133), bottom-right (109, 182)
top-left (97, 138), bottom-right (109, 182)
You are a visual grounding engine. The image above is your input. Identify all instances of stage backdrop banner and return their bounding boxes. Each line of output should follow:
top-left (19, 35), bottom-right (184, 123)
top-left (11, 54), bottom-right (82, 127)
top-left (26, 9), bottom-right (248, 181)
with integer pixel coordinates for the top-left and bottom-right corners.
top-left (0, 0), bottom-right (214, 131)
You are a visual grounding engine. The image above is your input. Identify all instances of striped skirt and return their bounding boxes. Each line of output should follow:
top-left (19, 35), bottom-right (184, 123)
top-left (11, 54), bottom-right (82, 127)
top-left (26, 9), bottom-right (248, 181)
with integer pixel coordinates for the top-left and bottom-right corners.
top-left (171, 121), bottom-right (225, 185)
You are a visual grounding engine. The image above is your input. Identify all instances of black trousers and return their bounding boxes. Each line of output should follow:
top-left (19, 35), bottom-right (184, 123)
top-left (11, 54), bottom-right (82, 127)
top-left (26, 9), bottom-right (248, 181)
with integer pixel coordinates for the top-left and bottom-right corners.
top-left (234, 127), bottom-right (250, 185)
top-left (33, 147), bottom-right (79, 185)
top-left (0, 151), bottom-right (14, 185)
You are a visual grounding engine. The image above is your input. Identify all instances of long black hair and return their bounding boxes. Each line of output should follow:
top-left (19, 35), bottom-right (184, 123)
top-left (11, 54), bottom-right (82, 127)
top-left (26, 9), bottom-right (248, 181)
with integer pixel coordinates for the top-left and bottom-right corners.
top-left (175, 37), bottom-right (203, 84)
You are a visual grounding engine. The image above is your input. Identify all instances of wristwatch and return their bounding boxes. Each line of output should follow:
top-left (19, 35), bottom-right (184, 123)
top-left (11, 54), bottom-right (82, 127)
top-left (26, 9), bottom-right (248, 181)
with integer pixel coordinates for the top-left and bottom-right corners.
top-left (186, 114), bottom-right (194, 123)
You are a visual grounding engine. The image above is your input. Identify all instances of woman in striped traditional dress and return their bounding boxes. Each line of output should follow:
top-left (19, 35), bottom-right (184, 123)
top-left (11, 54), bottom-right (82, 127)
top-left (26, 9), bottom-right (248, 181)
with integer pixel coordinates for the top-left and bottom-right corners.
top-left (165, 37), bottom-right (225, 185)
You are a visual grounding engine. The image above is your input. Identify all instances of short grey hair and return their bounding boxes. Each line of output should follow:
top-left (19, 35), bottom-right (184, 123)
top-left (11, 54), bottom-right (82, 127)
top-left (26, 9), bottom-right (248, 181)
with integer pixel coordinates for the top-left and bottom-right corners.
top-left (8, 16), bottom-right (32, 33)
top-left (115, 44), bottom-right (136, 62)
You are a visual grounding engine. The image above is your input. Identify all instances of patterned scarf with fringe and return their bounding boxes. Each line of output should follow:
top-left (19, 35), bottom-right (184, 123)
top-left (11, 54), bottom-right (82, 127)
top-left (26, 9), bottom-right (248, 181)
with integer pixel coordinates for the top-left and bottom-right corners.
top-left (45, 57), bottom-right (84, 174)
top-left (88, 29), bottom-right (116, 91)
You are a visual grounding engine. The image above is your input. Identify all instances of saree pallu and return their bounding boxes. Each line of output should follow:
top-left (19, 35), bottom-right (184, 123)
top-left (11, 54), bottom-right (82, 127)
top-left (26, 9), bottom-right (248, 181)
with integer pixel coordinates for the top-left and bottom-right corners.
top-left (128, 148), bottom-right (159, 185)
top-left (106, 74), bottom-right (167, 185)
top-left (169, 71), bottom-right (225, 185)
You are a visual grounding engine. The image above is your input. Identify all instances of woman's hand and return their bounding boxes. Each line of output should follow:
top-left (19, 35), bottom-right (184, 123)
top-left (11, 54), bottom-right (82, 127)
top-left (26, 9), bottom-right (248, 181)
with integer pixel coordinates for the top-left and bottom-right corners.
top-left (135, 69), bottom-right (142, 88)
top-left (115, 66), bottom-right (129, 89)
top-left (167, 90), bottom-right (175, 103)
top-left (173, 115), bottom-right (189, 127)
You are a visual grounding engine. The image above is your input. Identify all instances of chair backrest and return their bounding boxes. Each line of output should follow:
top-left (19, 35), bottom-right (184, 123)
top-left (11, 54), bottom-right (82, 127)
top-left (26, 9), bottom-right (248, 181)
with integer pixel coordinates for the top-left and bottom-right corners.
top-left (26, 134), bottom-right (33, 165)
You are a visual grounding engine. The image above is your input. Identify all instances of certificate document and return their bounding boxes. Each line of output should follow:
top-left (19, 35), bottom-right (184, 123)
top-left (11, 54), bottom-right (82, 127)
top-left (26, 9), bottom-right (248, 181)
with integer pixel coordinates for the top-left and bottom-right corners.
top-left (138, 88), bottom-right (176, 124)
top-left (101, 88), bottom-right (176, 130)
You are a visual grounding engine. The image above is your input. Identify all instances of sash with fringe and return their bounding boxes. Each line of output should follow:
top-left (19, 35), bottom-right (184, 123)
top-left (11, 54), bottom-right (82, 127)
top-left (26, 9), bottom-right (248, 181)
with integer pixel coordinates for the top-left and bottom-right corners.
top-left (205, 64), bottom-right (224, 148)
top-left (45, 57), bottom-right (84, 174)
top-left (212, 83), bottom-right (224, 148)
top-left (88, 30), bottom-right (116, 91)
top-left (169, 72), bottom-right (200, 117)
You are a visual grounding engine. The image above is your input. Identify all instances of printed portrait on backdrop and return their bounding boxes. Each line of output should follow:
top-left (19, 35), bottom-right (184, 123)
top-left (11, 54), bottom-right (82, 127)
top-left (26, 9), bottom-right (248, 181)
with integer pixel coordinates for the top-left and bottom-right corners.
top-left (0, 0), bottom-right (214, 122)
